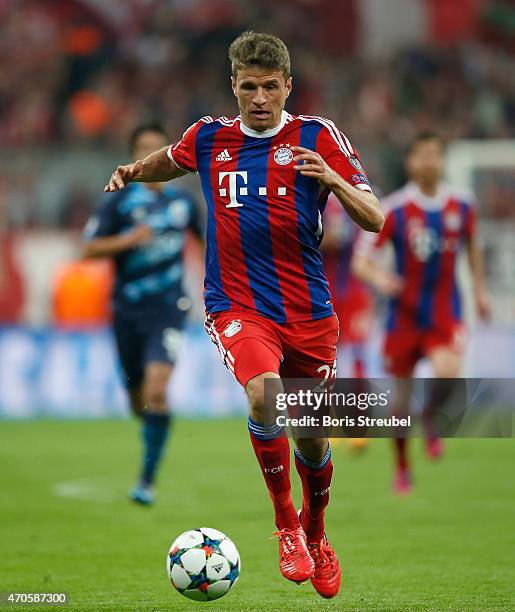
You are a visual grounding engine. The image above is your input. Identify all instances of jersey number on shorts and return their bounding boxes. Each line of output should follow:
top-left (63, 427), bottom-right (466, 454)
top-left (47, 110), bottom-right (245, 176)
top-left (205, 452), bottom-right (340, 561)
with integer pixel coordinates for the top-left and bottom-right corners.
top-left (162, 328), bottom-right (183, 361)
top-left (314, 359), bottom-right (337, 391)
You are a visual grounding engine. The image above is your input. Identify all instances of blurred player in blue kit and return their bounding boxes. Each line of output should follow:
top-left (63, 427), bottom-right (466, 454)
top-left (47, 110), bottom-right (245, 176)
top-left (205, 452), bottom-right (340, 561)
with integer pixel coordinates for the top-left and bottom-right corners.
top-left (82, 123), bottom-right (203, 505)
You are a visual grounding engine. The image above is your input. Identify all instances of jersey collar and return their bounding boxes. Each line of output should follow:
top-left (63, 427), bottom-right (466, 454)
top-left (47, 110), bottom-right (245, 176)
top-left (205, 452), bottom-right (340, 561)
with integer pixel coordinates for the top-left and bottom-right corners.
top-left (406, 181), bottom-right (449, 210)
top-left (238, 110), bottom-right (289, 138)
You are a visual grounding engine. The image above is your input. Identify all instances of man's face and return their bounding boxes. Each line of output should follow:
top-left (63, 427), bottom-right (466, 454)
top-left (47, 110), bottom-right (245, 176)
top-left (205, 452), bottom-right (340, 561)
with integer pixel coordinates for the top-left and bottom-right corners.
top-left (406, 139), bottom-right (444, 186)
top-left (232, 67), bottom-right (292, 132)
top-left (132, 131), bottom-right (168, 162)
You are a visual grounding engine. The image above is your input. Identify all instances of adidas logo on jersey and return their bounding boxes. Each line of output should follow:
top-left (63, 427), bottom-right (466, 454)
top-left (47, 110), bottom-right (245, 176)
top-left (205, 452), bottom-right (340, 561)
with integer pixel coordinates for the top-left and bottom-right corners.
top-left (216, 149), bottom-right (232, 161)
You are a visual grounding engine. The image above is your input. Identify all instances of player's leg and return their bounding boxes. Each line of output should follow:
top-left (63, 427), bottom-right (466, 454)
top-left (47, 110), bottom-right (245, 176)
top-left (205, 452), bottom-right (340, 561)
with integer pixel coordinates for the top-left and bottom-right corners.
top-left (423, 332), bottom-right (464, 459)
top-left (206, 312), bottom-right (314, 583)
top-left (345, 286), bottom-right (373, 379)
top-left (384, 329), bottom-right (418, 494)
top-left (392, 376), bottom-right (414, 494)
top-left (428, 346), bottom-right (461, 378)
top-left (246, 370), bottom-right (315, 583)
top-left (293, 436), bottom-right (332, 544)
top-left (246, 370), bottom-right (300, 531)
top-left (113, 313), bottom-right (145, 416)
top-left (246, 368), bottom-right (316, 584)
top-left (128, 386), bottom-right (145, 417)
top-left (282, 314), bottom-right (341, 597)
top-left (136, 361), bottom-right (174, 494)
top-left (113, 314), bottom-right (158, 503)
top-left (130, 315), bottom-right (184, 504)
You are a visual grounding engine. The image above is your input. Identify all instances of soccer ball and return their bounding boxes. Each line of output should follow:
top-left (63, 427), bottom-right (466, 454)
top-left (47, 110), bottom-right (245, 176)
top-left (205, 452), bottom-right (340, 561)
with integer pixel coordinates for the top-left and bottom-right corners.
top-left (166, 527), bottom-right (241, 601)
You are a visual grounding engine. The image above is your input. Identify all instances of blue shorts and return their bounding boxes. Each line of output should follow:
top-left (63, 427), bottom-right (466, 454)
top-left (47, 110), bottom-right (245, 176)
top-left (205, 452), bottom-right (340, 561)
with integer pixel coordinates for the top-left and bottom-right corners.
top-left (113, 307), bottom-right (187, 388)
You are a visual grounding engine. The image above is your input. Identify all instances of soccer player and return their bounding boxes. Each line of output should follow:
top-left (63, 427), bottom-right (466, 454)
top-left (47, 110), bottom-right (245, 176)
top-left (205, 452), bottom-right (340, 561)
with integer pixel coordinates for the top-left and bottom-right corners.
top-left (104, 32), bottom-right (383, 597)
top-left (82, 122), bottom-right (203, 505)
top-left (352, 133), bottom-right (491, 493)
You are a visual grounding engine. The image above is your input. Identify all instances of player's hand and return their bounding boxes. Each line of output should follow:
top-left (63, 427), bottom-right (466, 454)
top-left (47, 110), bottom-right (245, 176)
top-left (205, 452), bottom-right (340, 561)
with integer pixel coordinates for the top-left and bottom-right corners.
top-left (475, 287), bottom-right (492, 321)
top-left (104, 160), bottom-right (143, 192)
top-left (374, 272), bottom-right (403, 297)
top-left (123, 224), bottom-right (153, 248)
top-left (292, 146), bottom-right (339, 188)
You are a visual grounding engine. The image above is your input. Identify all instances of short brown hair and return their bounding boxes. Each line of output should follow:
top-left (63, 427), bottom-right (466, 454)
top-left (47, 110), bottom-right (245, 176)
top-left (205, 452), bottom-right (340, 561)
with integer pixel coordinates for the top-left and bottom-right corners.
top-left (408, 132), bottom-right (444, 154)
top-left (229, 31), bottom-right (290, 79)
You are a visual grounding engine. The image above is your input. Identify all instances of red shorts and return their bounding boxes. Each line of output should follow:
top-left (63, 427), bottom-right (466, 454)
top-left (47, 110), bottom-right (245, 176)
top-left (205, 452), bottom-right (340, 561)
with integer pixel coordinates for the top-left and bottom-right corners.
top-left (384, 321), bottom-right (466, 376)
top-left (205, 310), bottom-right (339, 388)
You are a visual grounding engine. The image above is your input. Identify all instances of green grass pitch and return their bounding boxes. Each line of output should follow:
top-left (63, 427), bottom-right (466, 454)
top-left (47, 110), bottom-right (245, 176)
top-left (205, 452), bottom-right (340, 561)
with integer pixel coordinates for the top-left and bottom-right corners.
top-left (1, 419), bottom-right (514, 611)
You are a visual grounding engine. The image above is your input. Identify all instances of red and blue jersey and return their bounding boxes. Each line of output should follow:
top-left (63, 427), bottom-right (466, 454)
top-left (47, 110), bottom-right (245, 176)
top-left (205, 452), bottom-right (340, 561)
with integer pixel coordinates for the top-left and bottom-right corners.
top-left (359, 182), bottom-right (477, 331)
top-left (168, 111), bottom-right (372, 323)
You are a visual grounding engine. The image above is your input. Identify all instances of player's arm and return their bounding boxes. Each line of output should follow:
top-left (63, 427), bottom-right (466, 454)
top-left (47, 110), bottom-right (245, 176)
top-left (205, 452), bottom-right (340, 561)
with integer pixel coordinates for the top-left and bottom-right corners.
top-left (81, 192), bottom-right (154, 258)
top-left (350, 214), bottom-right (403, 296)
top-left (105, 120), bottom-right (203, 192)
top-left (82, 225), bottom-right (153, 258)
top-left (104, 148), bottom-right (187, 193)
top-left (292, 146), bottom-right (384, 232)
top-left (351, 250), bottom-right (403, 297)
top-left (466, 232), bottom-right (491, 320)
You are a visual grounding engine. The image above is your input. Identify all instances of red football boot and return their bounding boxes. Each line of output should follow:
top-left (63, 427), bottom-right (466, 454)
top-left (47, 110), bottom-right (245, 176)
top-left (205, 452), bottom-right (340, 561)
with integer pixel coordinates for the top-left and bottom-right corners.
top-left (273, 526), bottom-right (315, 583)
top-left (393, 467), bottom-right (412, 495)
top-left (308, 536), bottom-right (342, 598)
top-left (426, 437), bottom-right (444, 460)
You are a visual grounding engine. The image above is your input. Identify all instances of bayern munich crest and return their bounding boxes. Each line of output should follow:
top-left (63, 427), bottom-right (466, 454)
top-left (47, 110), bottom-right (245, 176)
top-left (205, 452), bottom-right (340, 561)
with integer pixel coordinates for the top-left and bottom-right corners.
top-left (274, 146), bottom-right (294, 166)
top-left (224, 320), bottom-right (242, 337)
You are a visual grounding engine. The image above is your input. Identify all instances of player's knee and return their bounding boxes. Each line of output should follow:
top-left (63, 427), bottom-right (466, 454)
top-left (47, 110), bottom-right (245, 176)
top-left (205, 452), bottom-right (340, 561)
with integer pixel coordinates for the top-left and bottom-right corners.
top-left (295, 437), bottom-right (328, 462)
top-left (143, 363), bottom-right (173, 411)
top-left (143, 385), bottom-right (168, 412)
top-left (128, 386), bottom-right (144, 417)
top-left (246, 378), bottom-right (266, 422)
top-left (130, 396), bottom-right (145, 417)
top-left (430, 349), bottom-right (461, 378)
top-left (245, 372), bottom-right (281, 423)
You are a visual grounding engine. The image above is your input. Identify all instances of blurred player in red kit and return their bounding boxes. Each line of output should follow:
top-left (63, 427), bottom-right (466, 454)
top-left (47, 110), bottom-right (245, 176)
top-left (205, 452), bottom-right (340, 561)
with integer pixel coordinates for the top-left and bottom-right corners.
top-left (104, 32), bottom-right (384, 596)
top-left (353, 133), bottom-right (491, 493)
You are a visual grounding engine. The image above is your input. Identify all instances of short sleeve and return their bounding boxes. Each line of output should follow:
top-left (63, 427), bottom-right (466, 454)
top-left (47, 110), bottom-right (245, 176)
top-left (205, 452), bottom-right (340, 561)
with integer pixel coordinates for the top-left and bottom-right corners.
top-left (167, 118), bottom-right (208, 173)
top-left (316, 123), bottom-right (372, 193)
top-left (82, 193), bottom-right (121, 241)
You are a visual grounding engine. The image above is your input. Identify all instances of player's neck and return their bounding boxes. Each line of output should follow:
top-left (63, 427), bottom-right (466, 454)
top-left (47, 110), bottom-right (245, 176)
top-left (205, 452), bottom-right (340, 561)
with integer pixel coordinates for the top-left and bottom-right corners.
top-left (239, 110), bottom-right (287, 138)
top-left (416, 181), bottom-right (439, 198)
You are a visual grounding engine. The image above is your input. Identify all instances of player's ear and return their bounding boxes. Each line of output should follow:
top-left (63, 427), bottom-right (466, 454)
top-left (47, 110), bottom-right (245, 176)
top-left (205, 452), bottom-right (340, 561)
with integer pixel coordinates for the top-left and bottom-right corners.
top-left (231, 76), bottom-right (238, 98)
top-left (284, 76), bottom-right (292, 98)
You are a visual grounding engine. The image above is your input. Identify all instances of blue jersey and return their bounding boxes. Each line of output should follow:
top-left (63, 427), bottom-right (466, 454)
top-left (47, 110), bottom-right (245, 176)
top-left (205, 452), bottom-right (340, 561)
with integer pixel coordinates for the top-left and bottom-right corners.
top-left (83, 183), bottom-right (201, 314)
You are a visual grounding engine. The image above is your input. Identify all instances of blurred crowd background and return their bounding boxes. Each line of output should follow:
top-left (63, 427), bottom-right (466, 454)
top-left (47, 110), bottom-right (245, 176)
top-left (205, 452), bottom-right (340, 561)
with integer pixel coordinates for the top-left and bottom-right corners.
top-left (0, 0), bottom-right (514, 416)
top-left (1, 0), bottom-right (515, 229)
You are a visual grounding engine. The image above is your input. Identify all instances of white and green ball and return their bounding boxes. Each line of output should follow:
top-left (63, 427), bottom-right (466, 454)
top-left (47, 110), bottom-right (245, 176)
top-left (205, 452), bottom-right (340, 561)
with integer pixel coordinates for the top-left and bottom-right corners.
top-left (167, 528), bottom-right (240, 601)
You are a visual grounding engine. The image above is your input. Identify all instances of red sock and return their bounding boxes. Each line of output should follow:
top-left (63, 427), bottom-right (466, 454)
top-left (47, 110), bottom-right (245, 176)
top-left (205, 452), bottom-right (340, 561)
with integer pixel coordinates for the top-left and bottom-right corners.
top-left (294, 447), bottom-right (333, 543)
top-left (394, 437), bottom-right (408, 470)
top-left (353, 357), bottom-right (365, 378)
top-left (248, 426), bottom-right (299, 531)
